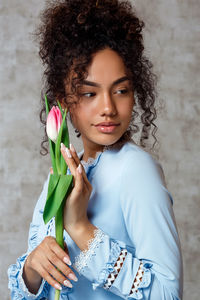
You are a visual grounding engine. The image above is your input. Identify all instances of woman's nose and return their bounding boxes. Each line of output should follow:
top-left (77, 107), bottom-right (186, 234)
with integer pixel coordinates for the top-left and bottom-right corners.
top-left (100, 92), bottom-right (117, 116)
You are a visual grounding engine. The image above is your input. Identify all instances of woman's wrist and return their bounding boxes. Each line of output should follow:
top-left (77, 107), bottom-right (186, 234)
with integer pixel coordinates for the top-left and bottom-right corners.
top-left (65, 218), bottom-right (90, 236)
top-left (66, 220), bottom-right (97, 252)
top-left (22, 254), bottom-right (43, 295)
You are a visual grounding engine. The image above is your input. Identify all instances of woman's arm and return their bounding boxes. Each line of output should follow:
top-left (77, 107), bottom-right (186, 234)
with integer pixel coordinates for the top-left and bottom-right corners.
top-left (8, 172), bottom-right (77, 299)
top-left (69, 151), bottom-right (183, 299)
top-left (8, 174), bottom-right (51, 299)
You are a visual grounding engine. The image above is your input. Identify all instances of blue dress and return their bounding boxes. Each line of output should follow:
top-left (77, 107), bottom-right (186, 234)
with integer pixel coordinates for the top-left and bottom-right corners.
top-left (8, 141), bottom-right (183, 299)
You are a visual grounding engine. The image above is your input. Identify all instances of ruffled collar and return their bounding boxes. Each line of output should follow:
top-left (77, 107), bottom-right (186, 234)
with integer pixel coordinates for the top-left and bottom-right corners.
top-left (78, 145), bottom-right (112, 173)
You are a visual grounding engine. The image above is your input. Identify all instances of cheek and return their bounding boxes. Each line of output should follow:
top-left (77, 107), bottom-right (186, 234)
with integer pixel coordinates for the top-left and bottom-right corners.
top-left (71, 104), bottom-right (93, 126)
top-left (118, 101), bottom-right (133, 118)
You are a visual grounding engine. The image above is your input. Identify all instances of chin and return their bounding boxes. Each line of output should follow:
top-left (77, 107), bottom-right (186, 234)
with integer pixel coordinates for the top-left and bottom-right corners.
top-left (96, 135), bottom-right (122, 147)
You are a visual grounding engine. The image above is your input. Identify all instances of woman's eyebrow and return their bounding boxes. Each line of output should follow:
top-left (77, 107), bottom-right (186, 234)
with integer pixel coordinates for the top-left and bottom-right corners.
top-left (80, 76), bottom-right (130, 87)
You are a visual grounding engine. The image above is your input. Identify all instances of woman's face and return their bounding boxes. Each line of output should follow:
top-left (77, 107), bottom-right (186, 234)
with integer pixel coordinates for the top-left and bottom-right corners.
top-left (66, 48), bottom-right (134, 158)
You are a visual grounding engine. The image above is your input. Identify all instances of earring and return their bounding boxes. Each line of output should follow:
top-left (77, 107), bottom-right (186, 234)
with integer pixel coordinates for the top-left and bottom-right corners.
top-left (75, 128), bottom-right (81, 137)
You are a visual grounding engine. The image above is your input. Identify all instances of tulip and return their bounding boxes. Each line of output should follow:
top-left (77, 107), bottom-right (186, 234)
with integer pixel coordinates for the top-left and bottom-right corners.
top-left (46, 106), bottom-right (62, 143)
top-left (44, 96), bottom-right (73, 300)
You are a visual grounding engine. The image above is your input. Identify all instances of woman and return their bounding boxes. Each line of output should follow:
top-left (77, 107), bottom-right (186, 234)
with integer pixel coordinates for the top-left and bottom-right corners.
top-left (8, 0), bottom-right (183, 299)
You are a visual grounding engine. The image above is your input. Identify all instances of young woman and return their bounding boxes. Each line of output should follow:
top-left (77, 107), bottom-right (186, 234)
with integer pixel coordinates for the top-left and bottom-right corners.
top-left (8, 0), bottom-right (183, 299)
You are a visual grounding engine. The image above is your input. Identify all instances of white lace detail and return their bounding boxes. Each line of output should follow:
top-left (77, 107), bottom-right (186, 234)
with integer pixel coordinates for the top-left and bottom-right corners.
top-left (19, 256), bottom-right (46, 298)
top-left (103, 249), bottom-right (128, 290)
top-left (80, 145), bottom-right (112, 169)
top-left (46, 217), bottom-right (55, 236)
top-left (129, 261), bottom-right (144, 295)
top-left (73, 228), bottom-right (106, 274)
top-left (80, 151), bottom-right (103, 168)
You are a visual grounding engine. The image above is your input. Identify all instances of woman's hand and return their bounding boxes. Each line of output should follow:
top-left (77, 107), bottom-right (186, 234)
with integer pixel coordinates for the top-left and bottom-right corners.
top-left (23, 236), bottom-right (78, 294)
top-left (60, 143), bottom-right (93, 234)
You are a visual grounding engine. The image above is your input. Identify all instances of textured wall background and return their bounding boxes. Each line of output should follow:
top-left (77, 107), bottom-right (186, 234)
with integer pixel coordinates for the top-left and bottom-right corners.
top-left (0, 0), bottom-right (199, 299)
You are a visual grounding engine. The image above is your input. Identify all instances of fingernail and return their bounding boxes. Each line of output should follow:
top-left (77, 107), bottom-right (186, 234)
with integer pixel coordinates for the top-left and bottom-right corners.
top-left (77, 164), bottom-right (82, 174)
top-left (68, 273), bottom-right (78, 282)
top-left (63, 256), bottom-right (72, 266)
top-left (61, 143), bottom-right (65, 150)
top-left (55, 283), bottom-right (62, 290)
top-left (70, 143), bottom-right (76, 152)
top-left (63, 280), bottom-right (73, 288)
top-left (65, 148), bottom-right (72, 158)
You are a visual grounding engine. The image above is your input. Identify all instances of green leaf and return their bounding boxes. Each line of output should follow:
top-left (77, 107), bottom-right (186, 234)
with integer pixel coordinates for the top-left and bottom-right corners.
top-left (45, 94), bottom-right (57, 174)
top-left (57, 101), bottom-right (70, 175)
top-left (60, 121), bottom-right (70, 174)
top-left (46, 174), bottom-right (60, 200)
top-left (45, 94), bottom-right (50, 114)
top-left (43, 174), bottom-right (73, 224)
top-left (55, 109), bottom-right (67, 174)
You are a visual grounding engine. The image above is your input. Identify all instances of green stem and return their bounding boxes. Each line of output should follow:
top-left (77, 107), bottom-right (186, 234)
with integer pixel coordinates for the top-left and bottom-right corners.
top-left (54, 204), bottom-right (64, 300)
top-left (55, 152), bottom-right (61, 175)
top-left (55, 205), bottom-right (64, 249)
top-left (55, 289), bottom-right (61, 300)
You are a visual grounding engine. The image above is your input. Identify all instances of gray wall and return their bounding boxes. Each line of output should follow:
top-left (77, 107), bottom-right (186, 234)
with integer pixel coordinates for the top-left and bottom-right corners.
top-left (0, 0), bottom-right (199, 299)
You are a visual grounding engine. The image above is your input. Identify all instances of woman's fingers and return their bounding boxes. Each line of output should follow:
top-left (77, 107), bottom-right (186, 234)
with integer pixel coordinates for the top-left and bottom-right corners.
top-left (48, 237), bottom-right (71, 265)
top-left (40, 258), bottom-right (72, 289)
top-left (36, 263), bottom-right (62, 291)
top-left (61, 143), bottom-right (92, 192)
top-left (69, 143), bottom-right (89, 184)
top-left (47, 237), bottom-right (78, 282)
top-left (26, 236), bottom-right (78, 291)
top-left (42, 257), bottom-right (73, 288)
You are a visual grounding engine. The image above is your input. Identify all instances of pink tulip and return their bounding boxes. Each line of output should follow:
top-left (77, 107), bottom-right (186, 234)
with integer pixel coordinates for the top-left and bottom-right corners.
top-left (46, 106), bottom-right (62, 143)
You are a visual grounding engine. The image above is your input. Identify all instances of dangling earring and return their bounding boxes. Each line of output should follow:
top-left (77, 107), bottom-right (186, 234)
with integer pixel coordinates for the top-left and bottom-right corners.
top-left (75, 128), bottom-right (81, 138)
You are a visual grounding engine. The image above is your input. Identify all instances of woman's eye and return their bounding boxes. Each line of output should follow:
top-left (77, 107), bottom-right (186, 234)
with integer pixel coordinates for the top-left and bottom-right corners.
top-left (115, 89), bottom-right (129, 95)
top-left (82, 92), bottom-right (96, 98)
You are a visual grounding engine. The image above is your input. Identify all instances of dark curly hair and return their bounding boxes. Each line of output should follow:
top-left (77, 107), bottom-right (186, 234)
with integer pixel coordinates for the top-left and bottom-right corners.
top-left (35, 0), bottom-right (158, 155)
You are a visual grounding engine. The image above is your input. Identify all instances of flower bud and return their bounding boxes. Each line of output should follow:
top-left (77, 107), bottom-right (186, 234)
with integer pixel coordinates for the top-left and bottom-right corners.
top-left (46, 106), bottom-right (62, 143)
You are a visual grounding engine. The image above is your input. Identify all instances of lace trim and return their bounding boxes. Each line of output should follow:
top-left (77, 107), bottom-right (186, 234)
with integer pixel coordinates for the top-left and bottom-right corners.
top-left (80, 144), bottom-right (112, 169)
top-left (73, 228), bottom-right (106, 274)
top-left (8, 253), bottom-right (49, 299)
top-left (19, 259), bottom-right (46, 298)
top-left (46, 217), bottom-right (55, 236)
top-left (103, 249), bottom-right (128, 290)
top-left (80, 151), bottom-right (103, 169)
top-left (129, 261), bottom-right (144, 295)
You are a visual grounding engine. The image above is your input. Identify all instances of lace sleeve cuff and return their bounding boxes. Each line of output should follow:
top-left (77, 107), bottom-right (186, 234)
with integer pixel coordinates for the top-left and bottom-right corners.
top-left (72, 227), bottom-right (152, 299)
top-left (73, 228), bottom-right (107, 273)
top-left (8, 253), bottom-right (49, 299)
top-left (18, 258), bottom-right (47, 299)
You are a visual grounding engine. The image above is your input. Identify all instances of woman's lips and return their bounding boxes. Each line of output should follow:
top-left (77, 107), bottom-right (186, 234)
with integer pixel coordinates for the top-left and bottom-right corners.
top-left (95, 124), bottom-right (120, 133)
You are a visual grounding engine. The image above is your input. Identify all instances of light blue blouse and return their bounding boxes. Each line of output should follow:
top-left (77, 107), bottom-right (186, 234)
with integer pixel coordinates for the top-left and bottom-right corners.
top-left (8, 141), bottom-right (183, 299)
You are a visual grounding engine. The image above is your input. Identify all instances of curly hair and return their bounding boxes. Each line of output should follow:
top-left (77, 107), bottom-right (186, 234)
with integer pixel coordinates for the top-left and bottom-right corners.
top-left (35, 0), bottom-right (158, 155)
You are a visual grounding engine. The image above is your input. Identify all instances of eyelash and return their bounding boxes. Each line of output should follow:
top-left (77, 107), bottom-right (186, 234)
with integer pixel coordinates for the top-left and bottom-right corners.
top-left (81, 89), bottom-right (129, 98)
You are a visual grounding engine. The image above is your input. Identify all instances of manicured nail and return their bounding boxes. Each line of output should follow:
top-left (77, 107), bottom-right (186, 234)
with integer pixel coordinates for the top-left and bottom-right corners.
top-left (61, 143), bottom-right (65, 150)
top-left (63, 280), bottom-right (73, 288)
top-left (55, 283), bottom-right (62, 290)
top-left (63, 256), bottom-right (72, 266)
top-left (70, 143), bottom-right (76, 152)
top-left (77, 164), bottom-right (82, 174)
top-left (68, 273), bottom-right (78, 282)
top-left (65, 148), bottom-right (72, 158)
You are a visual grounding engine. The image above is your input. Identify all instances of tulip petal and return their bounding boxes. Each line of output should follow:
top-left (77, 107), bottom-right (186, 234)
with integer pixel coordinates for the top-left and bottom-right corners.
top-left (45, 96), bottom-right (57, 173)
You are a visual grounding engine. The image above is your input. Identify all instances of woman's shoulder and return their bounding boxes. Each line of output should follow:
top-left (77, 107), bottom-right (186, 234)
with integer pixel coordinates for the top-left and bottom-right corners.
top-left (116, 141), bottom-right (158, 166)
top-left (115, 141), bottom-right (166, 186)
